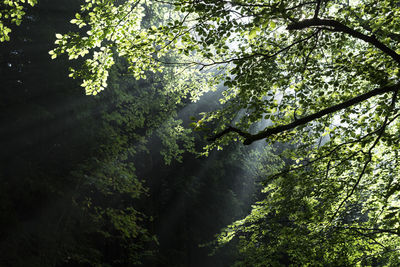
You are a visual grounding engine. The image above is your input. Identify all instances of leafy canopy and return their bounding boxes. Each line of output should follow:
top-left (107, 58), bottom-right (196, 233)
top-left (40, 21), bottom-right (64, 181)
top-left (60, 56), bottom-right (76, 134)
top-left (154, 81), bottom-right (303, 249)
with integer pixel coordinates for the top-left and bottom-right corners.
top-left (0, 0), bottom-right (37, 42)
top-left (15, 0), bottom-right (400, 264)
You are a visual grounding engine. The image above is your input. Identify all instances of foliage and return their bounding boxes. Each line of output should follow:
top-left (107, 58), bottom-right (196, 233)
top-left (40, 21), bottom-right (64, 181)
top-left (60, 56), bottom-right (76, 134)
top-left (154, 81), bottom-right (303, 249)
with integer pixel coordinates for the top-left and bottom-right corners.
top-left (49, 0), bottom-right (218, 97)
top-left (50, 0), bottom-right (400, 265)
top-left (0, 0), bottom-right (37, 41)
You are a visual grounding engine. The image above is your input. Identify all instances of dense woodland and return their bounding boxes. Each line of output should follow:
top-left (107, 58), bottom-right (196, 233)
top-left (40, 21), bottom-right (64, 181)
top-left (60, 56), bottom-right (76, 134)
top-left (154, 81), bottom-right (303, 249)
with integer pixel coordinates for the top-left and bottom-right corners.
top-left (2, 0), bottom-right (400, 266)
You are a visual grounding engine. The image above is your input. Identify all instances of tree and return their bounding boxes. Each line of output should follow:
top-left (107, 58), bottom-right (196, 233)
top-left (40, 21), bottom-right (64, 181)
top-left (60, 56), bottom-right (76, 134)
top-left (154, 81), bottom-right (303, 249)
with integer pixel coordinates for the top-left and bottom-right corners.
top-left (7, 0), bottom-right (400, 264)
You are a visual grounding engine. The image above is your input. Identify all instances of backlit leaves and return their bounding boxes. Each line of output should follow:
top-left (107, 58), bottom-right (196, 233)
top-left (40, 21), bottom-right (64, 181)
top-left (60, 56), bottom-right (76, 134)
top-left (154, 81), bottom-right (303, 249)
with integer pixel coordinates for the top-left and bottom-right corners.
top-left (0, 0), bottom-right (37, 42)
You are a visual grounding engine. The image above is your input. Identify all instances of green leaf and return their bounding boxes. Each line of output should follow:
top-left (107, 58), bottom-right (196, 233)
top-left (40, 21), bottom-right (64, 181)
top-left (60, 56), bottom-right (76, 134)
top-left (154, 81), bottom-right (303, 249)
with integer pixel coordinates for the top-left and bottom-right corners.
top-left (249, 27), bottom-right (260, 39)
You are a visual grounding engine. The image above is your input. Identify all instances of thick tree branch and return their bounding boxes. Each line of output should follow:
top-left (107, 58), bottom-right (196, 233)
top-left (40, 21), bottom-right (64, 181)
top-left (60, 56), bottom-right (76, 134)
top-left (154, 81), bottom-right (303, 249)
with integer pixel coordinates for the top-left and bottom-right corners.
top-left (314, 0), bottom-right (321, 18)
top-left (208, 83), bottom-right (400, 144)
top-left (287, 18), bottom-right (400, 64)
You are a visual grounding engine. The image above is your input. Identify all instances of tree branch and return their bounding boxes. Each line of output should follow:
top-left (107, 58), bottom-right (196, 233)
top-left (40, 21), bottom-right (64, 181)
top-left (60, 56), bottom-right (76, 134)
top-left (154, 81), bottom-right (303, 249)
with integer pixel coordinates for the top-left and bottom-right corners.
top-left (186, 30), bottom-right (320, 69)
top-left (314, 0), bottom-right (321, 18)
top-left (287, 18), bottom-right (400, 64)
top-left (335, 226), bottom-right (400, 236)
top-left (208, 83), bottom-right (400, 144)
top-left (331, 89), bottom-right (399, 222)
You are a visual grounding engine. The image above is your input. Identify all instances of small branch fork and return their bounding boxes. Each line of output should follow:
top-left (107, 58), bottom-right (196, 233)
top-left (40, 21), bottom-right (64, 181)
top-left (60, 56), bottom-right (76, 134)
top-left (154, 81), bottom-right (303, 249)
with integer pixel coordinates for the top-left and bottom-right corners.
top-left (208, 83), bottom-right (400, 145)
top-left (157, 30), bottom-right (319, 70)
